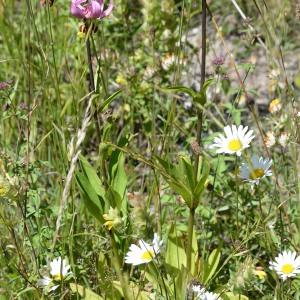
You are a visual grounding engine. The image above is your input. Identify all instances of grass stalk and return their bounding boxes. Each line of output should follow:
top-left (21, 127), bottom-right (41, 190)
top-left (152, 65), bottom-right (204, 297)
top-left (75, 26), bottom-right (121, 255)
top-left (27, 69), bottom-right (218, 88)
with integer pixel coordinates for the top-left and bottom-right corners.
top-left (186, 207), bottom-right (195, 272)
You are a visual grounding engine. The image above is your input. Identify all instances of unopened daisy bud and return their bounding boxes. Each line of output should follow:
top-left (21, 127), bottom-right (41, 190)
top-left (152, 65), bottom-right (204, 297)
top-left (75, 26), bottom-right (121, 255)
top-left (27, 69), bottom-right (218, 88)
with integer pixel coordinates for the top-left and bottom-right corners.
top-left (269, 98), bottom-right (282, 113)
top-left (264, 131), bottom-right (276, 148)
top-left (103, 207), bottom-right (122, 231)
top-left (278, 132), bottom-right (289, 148)
top-left (297, 111), bottom-right (300, 118)
top-left (253, 267), bottom-right (267, 280)
top-left (190, 139), bottom-right (201, 155)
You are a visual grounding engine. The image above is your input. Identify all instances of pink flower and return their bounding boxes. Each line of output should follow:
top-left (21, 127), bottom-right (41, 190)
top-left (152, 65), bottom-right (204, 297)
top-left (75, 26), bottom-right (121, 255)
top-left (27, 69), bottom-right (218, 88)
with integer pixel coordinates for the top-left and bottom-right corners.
top-left (71, 0), bottom-right (113, 20)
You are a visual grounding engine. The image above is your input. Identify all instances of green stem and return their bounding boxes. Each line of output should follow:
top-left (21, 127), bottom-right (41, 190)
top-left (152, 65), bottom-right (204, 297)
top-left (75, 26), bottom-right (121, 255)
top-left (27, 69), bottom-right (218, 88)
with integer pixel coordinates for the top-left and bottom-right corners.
top-left (110, 232), bottom-right (132, 300)
top-left (235, 156), bottom-right (239, 233)
top-left (186, 207), bottom-right (195, 272)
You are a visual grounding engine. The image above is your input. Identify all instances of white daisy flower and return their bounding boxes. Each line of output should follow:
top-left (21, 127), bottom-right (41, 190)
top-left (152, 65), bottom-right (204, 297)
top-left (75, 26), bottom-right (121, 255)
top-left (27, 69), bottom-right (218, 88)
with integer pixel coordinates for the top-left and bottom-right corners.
top-left (240, 155), bottom-right (272, 185)
top-left (49, 257), bottom-right (72, 281)
top-left (37, 257), bottom-right (72, 291)
top-left (269, 250), bottom-right (300, 280)
top-left (125, 233), bottom-right (162, 266)
top-left (37, 277), bottom-right (59, 292)
top-left (192, 285), bottom-right (220, 300)
top-left (212, 125), bottom-right (255, 156)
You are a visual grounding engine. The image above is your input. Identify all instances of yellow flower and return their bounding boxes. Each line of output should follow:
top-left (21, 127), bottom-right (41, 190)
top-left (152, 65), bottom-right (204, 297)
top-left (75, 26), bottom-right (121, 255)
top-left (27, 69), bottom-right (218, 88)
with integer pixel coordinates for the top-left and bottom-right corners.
top-left (0, 176), bottom-right (10, 197)
top-left (103, 207), bottom-right (122, 231)
top-left (253, 267), bottom-right (267, 280)
top-left (77, 31), bottom-right (85, 39)
top-left (116, 73), bottom-right (127, 86)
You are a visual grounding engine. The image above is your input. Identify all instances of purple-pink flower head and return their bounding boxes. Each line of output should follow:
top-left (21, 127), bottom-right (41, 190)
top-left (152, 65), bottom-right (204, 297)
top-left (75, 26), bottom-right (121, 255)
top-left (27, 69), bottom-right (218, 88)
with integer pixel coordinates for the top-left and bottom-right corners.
top-left (71, 0), bottom-right (113, 20)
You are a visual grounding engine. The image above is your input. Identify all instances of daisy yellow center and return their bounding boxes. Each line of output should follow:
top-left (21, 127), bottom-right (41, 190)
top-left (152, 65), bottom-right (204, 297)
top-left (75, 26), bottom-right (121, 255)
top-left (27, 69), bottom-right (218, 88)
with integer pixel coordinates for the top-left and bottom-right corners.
top-left (281, 263), bottom-right (294, 274)
top-left (141, 250), bottom-right (154, 261)
top-left (250, 168), bottom-right (265, 179)
top-left (52, 273), bottom-right (63, 281)
top-left (228, 139), bottom-right (242, 151)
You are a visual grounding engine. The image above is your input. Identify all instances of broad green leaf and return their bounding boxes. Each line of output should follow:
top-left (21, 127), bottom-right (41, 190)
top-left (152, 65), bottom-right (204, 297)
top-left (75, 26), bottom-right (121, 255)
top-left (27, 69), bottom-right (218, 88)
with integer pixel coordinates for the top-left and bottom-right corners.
top-left (203, 248), bottom-right (221, 284)
top-left (165, 225), bottom-right (198, 276)
top-left (112, 281), bottom-right (151, 300)
top-left (70, 283), bottom-right (104, 300)
top-left (165, 225), bottom-right (187, 273)
top-left (105, 187), bottom-right (123, 212)
top-left (76, 173), bottom-right (103, 222)
top-left (79, 155), bottom-right (105, 198)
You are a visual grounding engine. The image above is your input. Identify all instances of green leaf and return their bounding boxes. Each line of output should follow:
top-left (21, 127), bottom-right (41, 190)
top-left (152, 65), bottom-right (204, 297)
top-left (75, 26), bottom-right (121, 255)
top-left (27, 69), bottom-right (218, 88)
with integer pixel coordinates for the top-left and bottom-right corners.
top-left (194, 159), bottom-right (210, 200)
top-left (99, 90), bottom-right (122, 112)
top-left (174, 266), bottom-right (188, 300)
top-left (203, 248), bottom-right (221, 284)
top-left (194, 78), bottom-right (215, 105)
top-left (163, 86), bottom-right (196, 98)
top-left (76, 173), bottom-right (103, 222)
top-left (155, 156), bottom-right (193, 207)
top-left (105, 186), bottom-right (123, 212)
top-left (112, 281), bottom-right (151, 300)
top-left (70, 283), bottom-right (104, 300)
top-left (109, 151), bottom-right (127, 200)
top-left (79, 155), bottom-right (105, 198)
top-left (178, 156), bottom-right (195, 191)
top-left (165, 225), bottom-right (187, 273)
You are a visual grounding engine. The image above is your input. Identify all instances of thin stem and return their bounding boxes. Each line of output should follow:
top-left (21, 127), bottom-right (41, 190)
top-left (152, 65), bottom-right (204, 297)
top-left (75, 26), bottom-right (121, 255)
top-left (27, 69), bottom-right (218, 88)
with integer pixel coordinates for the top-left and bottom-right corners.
top-left (86, 33), bottom-right (102, 141)
top-left (186, 207), bottom-right (195, 272)
top-left (235, 156), bottom-right (239, 234)
top-left (109, 232), bottom-right (132, 300)
top-left (194, 0), bottom-right (206, 172)
top-left (86, 37), bottom-right (95, 92)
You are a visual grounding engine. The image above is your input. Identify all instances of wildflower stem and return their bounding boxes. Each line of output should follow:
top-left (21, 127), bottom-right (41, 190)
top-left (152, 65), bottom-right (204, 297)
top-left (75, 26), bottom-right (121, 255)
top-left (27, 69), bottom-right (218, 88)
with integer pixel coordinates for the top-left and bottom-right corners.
top-left (235, 156), bottom-right (239, 232)
top-left (86, 37), bottom-right (95, 92)
top-left (186, 207), bottom-right (195, 272)
top-left (109, 232), bottom-right (132, 300)
top-left (194, 0), bottom-right (206, 172)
